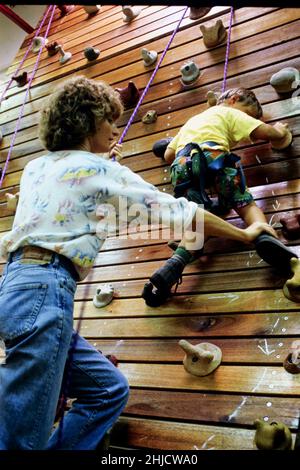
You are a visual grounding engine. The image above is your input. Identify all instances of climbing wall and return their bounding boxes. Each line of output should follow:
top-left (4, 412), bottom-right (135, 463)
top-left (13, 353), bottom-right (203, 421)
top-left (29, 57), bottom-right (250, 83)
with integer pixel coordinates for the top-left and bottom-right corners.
top-left (0, 5), bottom-right (300, 450)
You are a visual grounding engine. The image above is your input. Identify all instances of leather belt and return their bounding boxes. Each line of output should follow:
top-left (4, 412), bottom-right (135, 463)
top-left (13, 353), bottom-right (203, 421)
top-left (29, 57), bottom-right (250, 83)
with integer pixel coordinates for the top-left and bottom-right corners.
top-left (9, 245), bottom-right (79, 281)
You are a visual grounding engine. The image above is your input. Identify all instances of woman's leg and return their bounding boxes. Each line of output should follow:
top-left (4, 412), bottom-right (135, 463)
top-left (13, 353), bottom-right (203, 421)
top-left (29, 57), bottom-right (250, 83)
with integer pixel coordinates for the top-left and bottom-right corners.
top-left (0, 259), bottom-right (75, 449)
top-left (47, 334), bottom-right (129, 450)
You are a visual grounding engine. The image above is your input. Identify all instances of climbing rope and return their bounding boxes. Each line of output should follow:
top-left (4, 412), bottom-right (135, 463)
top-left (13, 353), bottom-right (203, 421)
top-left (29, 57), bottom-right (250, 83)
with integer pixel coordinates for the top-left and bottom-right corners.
top-left (0, 5), bottom-right (53, 106)
top-left (56, 5), bottom-right (190, 446)
top-left (221, 6), bottom-right (234, 93)
top-left (0, 5), bottom-right (56, 188)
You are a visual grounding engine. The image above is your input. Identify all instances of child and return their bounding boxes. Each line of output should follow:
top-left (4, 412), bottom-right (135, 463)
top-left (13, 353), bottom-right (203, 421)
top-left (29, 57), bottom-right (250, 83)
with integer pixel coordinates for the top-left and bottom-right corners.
top-left (144, 88), bottom-right (297, 304)
top-left (0, 77), bottom-right (275, 449)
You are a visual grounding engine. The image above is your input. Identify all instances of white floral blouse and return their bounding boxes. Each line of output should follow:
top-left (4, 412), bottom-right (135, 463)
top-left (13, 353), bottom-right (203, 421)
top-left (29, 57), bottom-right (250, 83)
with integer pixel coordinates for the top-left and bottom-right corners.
top-left (0, 151), bottom-right (198, 280)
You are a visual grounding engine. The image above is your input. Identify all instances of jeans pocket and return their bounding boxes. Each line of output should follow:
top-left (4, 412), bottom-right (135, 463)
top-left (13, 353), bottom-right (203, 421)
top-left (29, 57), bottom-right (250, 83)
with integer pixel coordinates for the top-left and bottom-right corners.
top-left (0, 283), bottom-right (48, 342)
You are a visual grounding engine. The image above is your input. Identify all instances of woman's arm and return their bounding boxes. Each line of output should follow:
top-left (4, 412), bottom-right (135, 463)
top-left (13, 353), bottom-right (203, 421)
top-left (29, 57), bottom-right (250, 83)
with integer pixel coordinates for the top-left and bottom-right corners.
top-left (200, 208), bottom-right (277, 244)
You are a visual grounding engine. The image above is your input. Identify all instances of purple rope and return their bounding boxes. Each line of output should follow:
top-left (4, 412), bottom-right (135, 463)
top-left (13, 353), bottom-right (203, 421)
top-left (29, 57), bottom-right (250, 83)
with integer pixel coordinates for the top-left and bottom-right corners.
top-left (0, 5), bottom-right (56, 189)
top-left (221, 6), bottom-right (234, 94)
top-left (0, 5), bottom-right (53, 106)
top-left (112, 5), bottom-right (189, 159)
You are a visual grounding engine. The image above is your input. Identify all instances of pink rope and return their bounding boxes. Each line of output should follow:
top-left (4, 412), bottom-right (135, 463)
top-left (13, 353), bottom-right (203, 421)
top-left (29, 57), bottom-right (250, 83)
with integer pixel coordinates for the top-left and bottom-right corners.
top-left (221, 6), bottom-right (234, 93)
top-left (0, 5), bottom-right (53, 106)
top-left (0, 5), bottom-right (56, 189)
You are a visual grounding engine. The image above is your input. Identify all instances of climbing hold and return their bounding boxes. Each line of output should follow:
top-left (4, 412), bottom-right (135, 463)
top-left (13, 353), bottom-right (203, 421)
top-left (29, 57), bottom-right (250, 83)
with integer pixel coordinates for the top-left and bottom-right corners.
top-left (206, 90), bottom-right (218, 107)
top-left (142, 110), bottom-right (157, 124)
top-left (280, 213), bottom-right (300, 240)
top-left (46, 41), bottom-right (59, 57)
top-left (200, 19), bottom-right (227, 48)
top-left (84, 46), bottom-right (100, 61)
top-left (115, 81), bottom-right (140, 109)
top-left (180, 61), bottom-right (201, 86)
top-left (57, 5), bottom-right (73, 16)
top-left (254, 419), bottom-right (293, 450)
top-left (56, 45), bottom-right (72, 64)
top-left (122, 5), bottom-right (141, 23)
top-left (189, 7), bottom-right (211, 20)
top-left (270, 67), bottom-right (299, 93)
top-left (93, 284), bottom-right (114, 308)
top-left (83, 5), bottom-right (101, 15)
top-left (31, 36), bottom-right (48, 53)
top-left (283, 340), bottom-right (300, 374)
top-left (283, 257), bottom-right (300, 303)
top-left (12, 71), bottom-right (28, 87)
top-left (106, 354), bottom-right (119, 367)
top-left (152, 137), bottom-right (173, 159)
top-left (5, 192), bottom-right (19, 212)
top-left (141, 47), bottom-right (158, 67)
top-left (178, 339), bottom-right (222, 376)
top-left (11, 70), bottom-right (28, 88)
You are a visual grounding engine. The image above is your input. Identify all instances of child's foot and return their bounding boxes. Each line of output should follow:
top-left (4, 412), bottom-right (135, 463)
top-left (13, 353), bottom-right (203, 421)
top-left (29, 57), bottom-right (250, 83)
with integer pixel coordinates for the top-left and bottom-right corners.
top-left (283, 257), bottom-right (300, 303)
top-left (254, 233), bottom-right (297, 274)
top-left (142, 257), bottom-right (184, 307)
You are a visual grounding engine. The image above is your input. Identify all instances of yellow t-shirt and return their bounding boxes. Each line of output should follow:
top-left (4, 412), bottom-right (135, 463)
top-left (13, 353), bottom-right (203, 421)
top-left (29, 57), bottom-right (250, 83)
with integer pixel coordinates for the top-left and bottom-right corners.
top-left (167, 105), bottom-right (263, 153)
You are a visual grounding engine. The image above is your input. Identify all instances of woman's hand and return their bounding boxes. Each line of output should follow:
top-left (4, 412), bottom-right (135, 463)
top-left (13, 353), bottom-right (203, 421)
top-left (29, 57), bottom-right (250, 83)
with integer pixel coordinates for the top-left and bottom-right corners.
top-left (271, 122), bottom-right (292, 149)
top-left (243, 221), bottom-right (278, 243)
top-left (109, 142), bottom-right (123, 161)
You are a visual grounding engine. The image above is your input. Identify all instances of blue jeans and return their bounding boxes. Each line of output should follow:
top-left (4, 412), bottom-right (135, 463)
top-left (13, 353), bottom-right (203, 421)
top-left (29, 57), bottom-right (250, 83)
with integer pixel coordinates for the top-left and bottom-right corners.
top-left (0, 250), bottom-right (129, 450)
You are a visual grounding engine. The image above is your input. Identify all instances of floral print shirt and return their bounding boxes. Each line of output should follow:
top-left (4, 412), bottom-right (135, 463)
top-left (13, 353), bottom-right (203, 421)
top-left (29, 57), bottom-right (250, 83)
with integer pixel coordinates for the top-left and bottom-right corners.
top-left (0, 151), bottom-right (198, 280)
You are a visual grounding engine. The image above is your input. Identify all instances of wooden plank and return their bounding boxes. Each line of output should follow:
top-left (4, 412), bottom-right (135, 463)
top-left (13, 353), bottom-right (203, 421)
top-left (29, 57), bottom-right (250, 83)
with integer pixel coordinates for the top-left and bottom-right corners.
top-left (74, 308), bottom-right (300, 330)
top-left (91, 337), bottom-right (294, 365)
top-left (73, 268), bottom-right (286, 300)
top-left (119, 363), bottom-right (300, 395)
top-left (113, 417), bottom-right (257, 450)
top-left (125, 389), bottom-right (300, 428)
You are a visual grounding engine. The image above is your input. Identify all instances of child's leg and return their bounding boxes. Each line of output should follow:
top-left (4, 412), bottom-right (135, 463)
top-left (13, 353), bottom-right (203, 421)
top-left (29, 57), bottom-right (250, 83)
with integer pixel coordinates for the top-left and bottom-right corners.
top-left (219, 172), bottom-right (298, 274)
top-left (235, 201), bottom-right (267, 226)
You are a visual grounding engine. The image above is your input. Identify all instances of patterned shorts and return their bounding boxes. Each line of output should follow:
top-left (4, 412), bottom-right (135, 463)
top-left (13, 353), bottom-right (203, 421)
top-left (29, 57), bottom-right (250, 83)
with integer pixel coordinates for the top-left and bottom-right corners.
top-left (170, 145), bottom-right (254, 213)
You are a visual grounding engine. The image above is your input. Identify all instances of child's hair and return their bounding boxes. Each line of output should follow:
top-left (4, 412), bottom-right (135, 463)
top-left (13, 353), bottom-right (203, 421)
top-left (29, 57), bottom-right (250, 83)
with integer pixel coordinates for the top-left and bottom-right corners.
top-left (217, 87), bottom-right (263, 119)
top-left (39, 76), bottom-right (123, 151)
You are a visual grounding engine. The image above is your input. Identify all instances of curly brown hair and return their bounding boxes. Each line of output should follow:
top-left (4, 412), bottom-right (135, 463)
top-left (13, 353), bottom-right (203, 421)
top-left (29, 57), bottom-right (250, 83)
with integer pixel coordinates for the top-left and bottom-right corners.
top-left (39, 76), bottom-right (123, 151)
top-left (217, 87), bottom-right (263, 119)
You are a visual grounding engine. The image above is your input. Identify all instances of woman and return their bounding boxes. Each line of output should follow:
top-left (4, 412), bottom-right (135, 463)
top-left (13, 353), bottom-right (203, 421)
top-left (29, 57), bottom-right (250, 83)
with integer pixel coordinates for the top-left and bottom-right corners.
top-left (0, 76), bottom-right (276, 449)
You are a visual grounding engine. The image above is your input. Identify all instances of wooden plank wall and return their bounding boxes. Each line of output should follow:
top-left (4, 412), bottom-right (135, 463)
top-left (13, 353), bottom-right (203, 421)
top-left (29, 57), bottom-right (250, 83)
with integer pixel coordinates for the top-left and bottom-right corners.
top-left (0, 5), bottom-right (300, 450)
